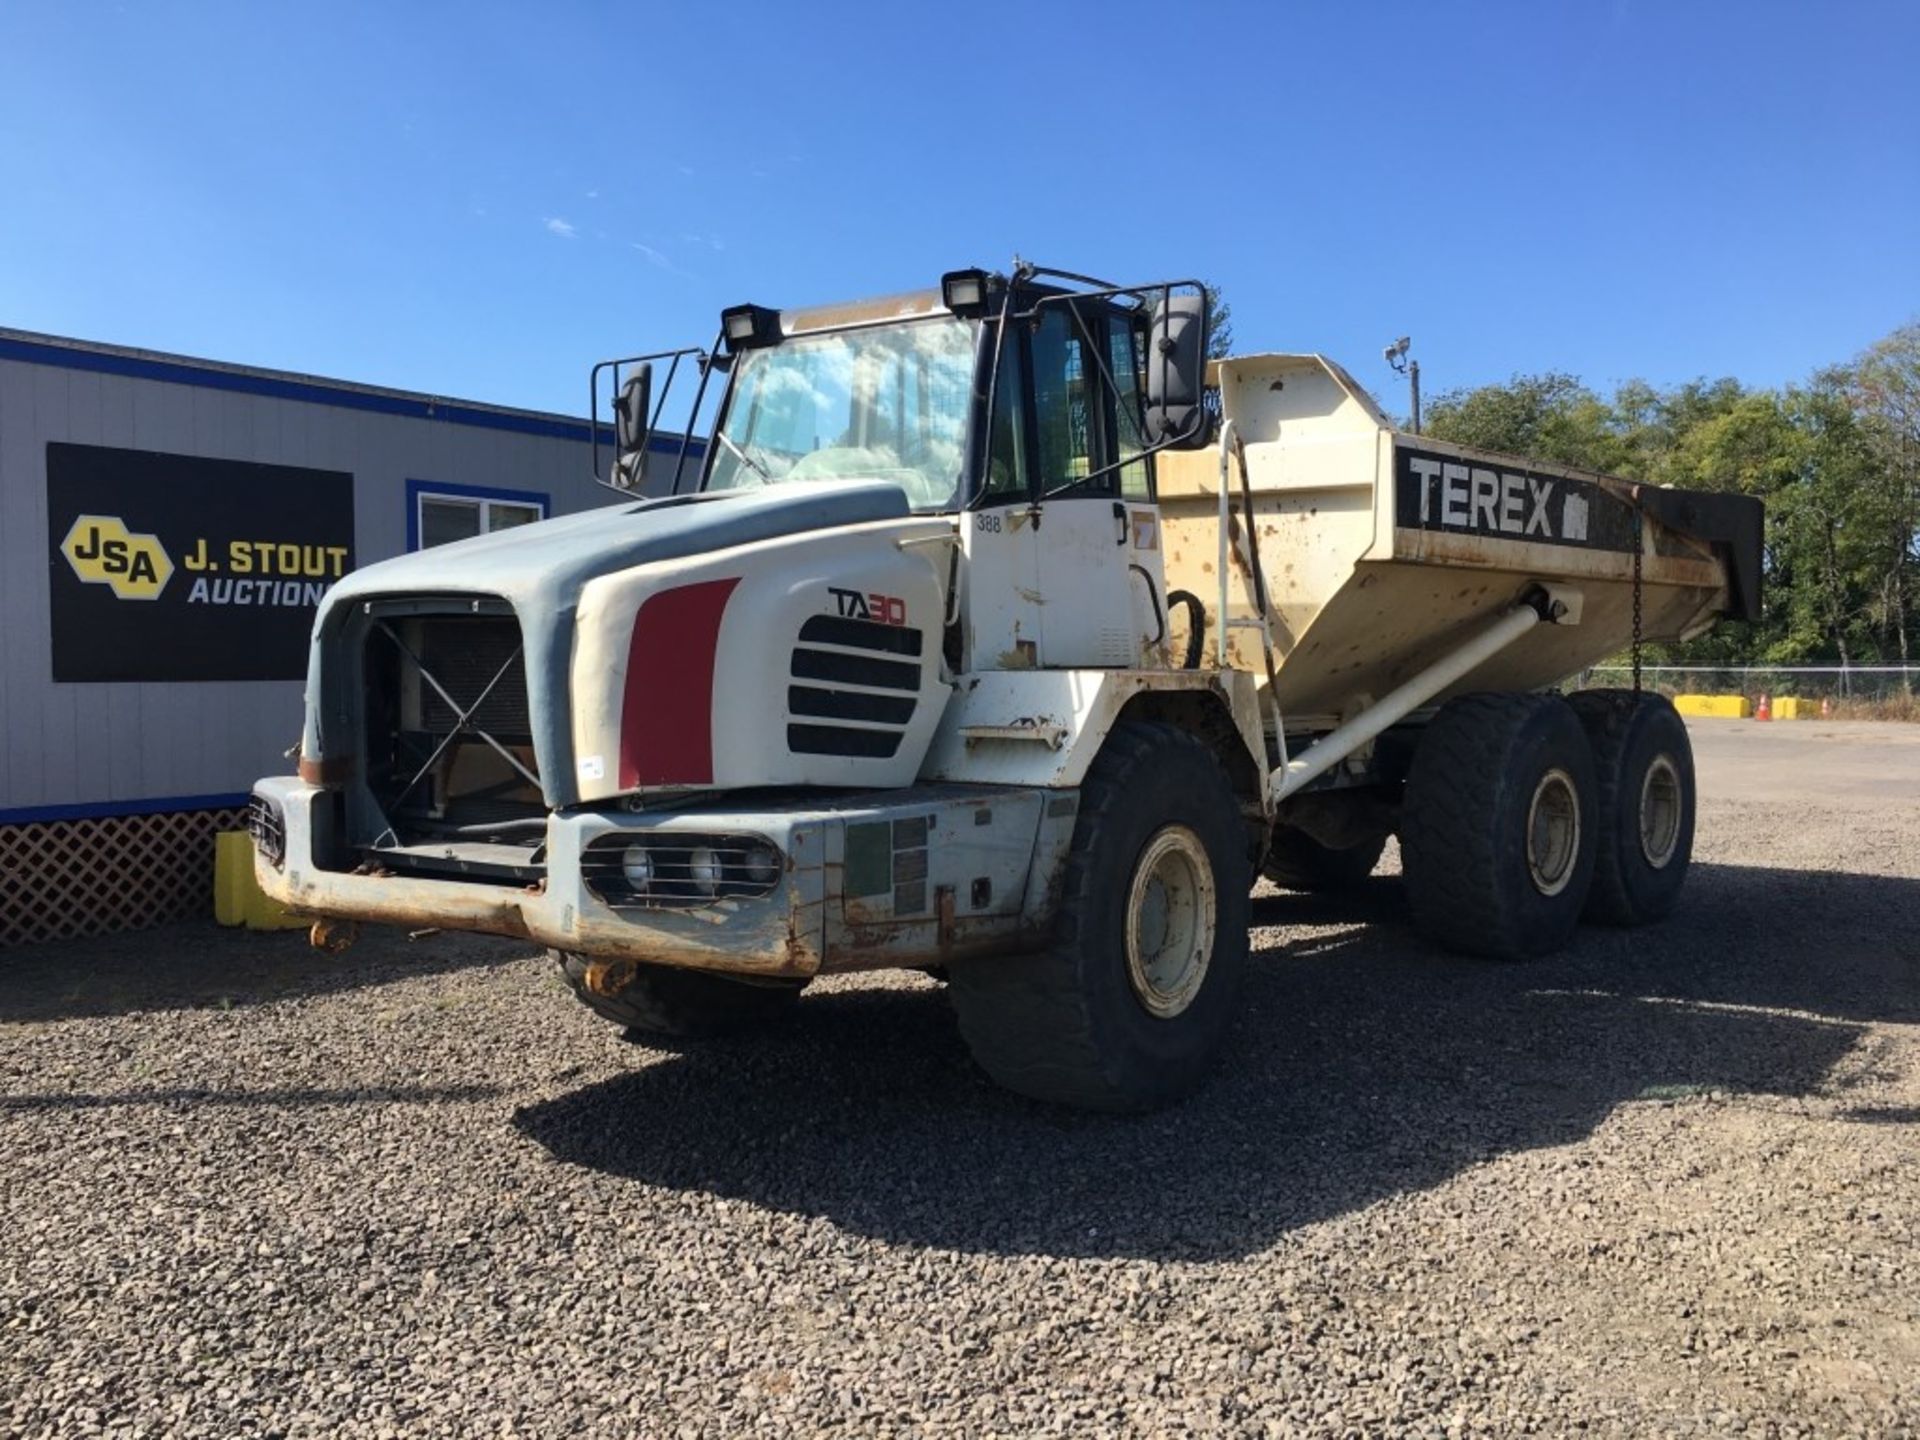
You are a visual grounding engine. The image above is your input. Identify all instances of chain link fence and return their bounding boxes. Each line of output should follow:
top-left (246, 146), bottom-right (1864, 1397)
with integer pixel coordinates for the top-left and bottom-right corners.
top-left (1579, 665), bottom-right (1920, 718)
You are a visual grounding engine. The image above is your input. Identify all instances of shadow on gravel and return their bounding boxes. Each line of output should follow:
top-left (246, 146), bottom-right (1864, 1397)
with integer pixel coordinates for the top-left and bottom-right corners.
top-left (0, 1083), bottom-right (505, 1112)
top-left (515, 861), bottom-right (1918, 1261)
top-left (0, 922), bottom-right (530, 1024)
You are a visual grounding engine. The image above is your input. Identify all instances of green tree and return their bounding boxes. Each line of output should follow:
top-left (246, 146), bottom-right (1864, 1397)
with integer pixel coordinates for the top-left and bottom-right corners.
top-left (1847, 323), bottom-right (1920, 686)
top-left (1422, 372), bottom-right (1626, 472)
top-left (1202, 283), bottom-right (1233, 360)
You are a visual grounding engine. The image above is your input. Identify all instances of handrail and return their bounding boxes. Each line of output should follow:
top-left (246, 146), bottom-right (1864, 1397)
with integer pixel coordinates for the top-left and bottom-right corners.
top-left (1216, 418), bottom-right (1235, 668)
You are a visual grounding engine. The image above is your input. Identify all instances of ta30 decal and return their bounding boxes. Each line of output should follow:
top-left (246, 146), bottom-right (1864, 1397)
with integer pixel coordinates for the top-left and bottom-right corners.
top-left (827, 585), bottom-right (908, 626)
top-left (1393, 445), bottom-right (1636, 553)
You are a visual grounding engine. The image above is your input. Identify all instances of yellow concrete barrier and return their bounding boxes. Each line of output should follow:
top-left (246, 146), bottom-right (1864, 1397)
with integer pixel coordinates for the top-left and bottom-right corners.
top-left (213, 830), bottom-right (306, 930)
top-left (1673, 694), bottom-right (1752, 719)
top-left (1771, 696), bottom-right (1821, 719)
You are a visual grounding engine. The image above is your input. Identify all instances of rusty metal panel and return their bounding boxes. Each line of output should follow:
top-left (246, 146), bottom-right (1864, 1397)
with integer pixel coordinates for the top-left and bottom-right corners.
top-left (822, 787), bottom-right (1048, 972)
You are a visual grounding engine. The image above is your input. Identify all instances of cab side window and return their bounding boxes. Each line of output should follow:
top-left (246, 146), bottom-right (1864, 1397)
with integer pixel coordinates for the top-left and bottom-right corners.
top-left (979, 332), bottom-right (1030, 503)
top-left (975, 301), bottom-right (1154, 506)
top-left (1029, 307), bottom-right (1104, 494)
top-left (1108, 317), bottom-right (1151, 501)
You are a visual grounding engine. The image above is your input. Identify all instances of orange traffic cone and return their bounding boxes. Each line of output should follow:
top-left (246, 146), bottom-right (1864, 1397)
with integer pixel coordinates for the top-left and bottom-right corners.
top-left (1755, 692), bottom-right (1772, 721)
top-left (1821, 696), bottom-right (1833, 718)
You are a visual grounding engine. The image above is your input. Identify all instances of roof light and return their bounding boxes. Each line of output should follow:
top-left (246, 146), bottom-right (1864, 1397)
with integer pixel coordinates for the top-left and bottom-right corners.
top-left (940, 268), bottom-right (994, 319)
top-left (719, 303), bottom-right (782, 352)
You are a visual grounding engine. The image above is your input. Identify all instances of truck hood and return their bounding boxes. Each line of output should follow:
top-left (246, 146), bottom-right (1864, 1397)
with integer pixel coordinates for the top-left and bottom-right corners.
top-left (304, 479), bottom-right (913, 805)
top-left (325, 478), bottom-right (911, 612)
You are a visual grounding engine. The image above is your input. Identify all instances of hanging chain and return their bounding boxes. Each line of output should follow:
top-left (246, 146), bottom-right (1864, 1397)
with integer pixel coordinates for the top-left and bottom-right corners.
top-left (1631, 498), bottom-right (1645, 694)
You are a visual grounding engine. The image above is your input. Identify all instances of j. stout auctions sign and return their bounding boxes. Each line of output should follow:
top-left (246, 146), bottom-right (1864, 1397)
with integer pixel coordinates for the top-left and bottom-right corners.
top-left (47, 442), bottom-right (355, 682)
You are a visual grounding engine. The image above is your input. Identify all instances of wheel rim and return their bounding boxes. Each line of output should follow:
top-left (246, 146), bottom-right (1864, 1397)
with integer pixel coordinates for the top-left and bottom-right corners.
top-left (1125, 825), bottom-right (1216, 1019)
top-left (1526, 768), bottom-right (1580, 897)
top-left (1639, 754), bottom-right (1682, 869)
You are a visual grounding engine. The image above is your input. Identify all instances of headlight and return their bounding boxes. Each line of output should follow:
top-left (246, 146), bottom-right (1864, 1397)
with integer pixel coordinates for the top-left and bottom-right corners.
top-left (620, 844), bottom-right (653, 890)
top-left (688, 845), bottom-right (721, 896)
top-left (743, 844), bottom-right (779, 886)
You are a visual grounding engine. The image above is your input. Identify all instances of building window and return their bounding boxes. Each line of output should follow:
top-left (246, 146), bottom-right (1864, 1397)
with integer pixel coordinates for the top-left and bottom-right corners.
top-left (407, 481), bottom-right (548, 550)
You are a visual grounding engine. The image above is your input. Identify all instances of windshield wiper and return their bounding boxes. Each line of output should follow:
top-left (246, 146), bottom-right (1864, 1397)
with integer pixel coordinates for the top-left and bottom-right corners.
top-left (714, 430), bottom-right (776, 484)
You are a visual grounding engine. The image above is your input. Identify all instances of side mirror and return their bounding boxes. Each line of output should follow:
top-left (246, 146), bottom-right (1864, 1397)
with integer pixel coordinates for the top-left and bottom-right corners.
top-left (1145, 295), bottom-right (1209, 450)
top-left (612, 365), bottom-right (653, 490)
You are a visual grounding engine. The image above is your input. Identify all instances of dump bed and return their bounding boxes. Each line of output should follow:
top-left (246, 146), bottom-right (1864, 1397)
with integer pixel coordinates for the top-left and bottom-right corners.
top-left (1156, 354), bottom-right (1761, 727)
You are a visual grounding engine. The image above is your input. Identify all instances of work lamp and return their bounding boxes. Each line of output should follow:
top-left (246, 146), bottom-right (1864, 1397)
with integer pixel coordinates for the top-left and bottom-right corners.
top-left (719, 303), bottom-right (782, 352)
top-left (940, 268), bottom-right (993, 318)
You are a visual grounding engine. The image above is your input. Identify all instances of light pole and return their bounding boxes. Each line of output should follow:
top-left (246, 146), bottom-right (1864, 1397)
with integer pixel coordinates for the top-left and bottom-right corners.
top-left (1384, 336), bottom-right (1420, 434)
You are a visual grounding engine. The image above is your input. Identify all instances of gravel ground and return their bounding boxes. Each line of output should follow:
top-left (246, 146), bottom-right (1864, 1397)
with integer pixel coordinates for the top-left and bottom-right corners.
top-left (4, 720), bottom-right (1918, 1438)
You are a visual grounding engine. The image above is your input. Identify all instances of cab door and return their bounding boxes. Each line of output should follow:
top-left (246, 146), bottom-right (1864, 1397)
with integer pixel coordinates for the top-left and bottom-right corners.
top-left (960, 301), bottom-right (1167, 675)
top-left (961, 331), bottom-right (1045, 670)
top-left (963, 300), bottom-right (1167, 672)
top-left (1026, 302), bottom-right (1164, 668)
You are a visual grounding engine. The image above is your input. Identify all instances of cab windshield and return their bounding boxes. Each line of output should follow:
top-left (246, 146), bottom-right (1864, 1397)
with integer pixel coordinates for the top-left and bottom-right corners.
top-left (705, 316), bottom-right (977, 511)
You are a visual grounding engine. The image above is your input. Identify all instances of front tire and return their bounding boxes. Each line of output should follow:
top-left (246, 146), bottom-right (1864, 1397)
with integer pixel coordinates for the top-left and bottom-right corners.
top-left (948, 722), bottom-right (1251, 1111)
top-left (1401, 693), bottom-right (1598, 960)
top-left (555, 951), bottom-right (804, 1039)
top-left (1566, 690), bottom-right (1696, 925)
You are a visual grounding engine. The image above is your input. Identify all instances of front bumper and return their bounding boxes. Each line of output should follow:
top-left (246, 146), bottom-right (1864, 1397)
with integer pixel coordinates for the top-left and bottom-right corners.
top-left (250, 777), bottom-right (828, 978)
top-left (250, 776), bottom-right (1071, 980)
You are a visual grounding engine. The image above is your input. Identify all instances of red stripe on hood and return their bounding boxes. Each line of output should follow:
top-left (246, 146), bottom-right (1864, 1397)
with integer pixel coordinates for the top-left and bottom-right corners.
top-left (618, 577), bottom-right (740, 788)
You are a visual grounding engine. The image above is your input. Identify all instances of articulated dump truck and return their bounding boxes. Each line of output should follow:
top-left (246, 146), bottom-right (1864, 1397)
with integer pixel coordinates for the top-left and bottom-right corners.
top-left (251, 264), bottom-right (1763, 1110)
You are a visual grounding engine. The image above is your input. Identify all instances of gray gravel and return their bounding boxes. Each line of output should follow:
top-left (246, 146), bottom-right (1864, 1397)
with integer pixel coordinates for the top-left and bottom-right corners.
top-left (4, 720), bottom-right (1918, 1437)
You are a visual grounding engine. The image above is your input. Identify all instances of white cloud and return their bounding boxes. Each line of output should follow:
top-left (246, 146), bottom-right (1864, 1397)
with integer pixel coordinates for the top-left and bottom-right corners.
top-left (630, 242), bottom-right (672, 269)
top-left (544, 216), bottom-right (577, 239)
top-left (584, 189), bottom-right (600, 200)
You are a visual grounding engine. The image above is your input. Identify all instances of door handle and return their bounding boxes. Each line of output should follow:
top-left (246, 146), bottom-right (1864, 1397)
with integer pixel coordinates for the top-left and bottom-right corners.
top-left (1113, 501), bottom-right (1128, 545)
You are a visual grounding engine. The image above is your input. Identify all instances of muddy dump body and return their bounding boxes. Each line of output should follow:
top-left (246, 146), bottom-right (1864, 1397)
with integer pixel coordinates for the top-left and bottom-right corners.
top-left (1157, 354), bottom-right (1761, 728)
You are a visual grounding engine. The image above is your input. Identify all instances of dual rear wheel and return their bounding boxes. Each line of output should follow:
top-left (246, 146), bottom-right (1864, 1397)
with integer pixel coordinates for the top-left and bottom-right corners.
top-left (1400, 690), bottom-right (1694, 959)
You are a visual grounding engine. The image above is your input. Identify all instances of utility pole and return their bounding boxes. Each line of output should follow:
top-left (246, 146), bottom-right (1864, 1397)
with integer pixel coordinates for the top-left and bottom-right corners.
top-left (1384, 336), bottom-right (1420, 434)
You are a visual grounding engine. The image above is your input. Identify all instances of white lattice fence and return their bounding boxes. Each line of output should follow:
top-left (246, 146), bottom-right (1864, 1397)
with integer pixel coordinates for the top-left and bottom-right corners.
top-left (0, 806), bottom-right (245, 948)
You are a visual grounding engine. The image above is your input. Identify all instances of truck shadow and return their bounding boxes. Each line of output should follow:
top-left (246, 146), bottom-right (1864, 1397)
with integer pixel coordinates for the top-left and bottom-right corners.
top-left (0, 922), bottom-right (527, 1024)
top-left (514, 860), bottom-right (1917, 1262)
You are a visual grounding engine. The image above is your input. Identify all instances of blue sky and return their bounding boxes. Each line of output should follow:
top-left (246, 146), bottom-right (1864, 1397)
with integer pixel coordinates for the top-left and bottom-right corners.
top-left (2, 1), bottom-right (1914, 418)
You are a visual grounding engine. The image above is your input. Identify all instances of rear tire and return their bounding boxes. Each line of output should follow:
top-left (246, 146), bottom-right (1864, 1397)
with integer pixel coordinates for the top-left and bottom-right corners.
top-left (1401, 693), bottom-right (1597, 960)
top-left (1566, 689), bottom-right (1696, 925)
top-left (948, 722), bottom-right (1251, 1111)
top-left (1260, 826), bottom-right (1386, 892)
top-left (554, 951), bottom-right (805, 1039)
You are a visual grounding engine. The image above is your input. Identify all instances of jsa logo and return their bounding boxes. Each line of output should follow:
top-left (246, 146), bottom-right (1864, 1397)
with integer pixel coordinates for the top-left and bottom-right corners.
top-left (60, 515), bottom-right (175, 600)
top-left (828, 586), bottom-right (907, 626)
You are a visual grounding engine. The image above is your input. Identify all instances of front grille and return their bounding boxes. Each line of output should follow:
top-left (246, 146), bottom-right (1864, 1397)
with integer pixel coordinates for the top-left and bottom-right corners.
top-left (787, 615), bottom-right (922, 761)
top-left (247, 792), bottom-right (285, 869)
top-left (416, 619), bottom-right (532, 737)
top-left (363, 607), bottom-right (542, 839)
top-left (582, 833), bottom-right (783, 909)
